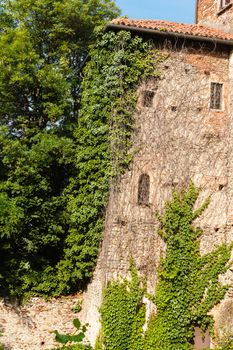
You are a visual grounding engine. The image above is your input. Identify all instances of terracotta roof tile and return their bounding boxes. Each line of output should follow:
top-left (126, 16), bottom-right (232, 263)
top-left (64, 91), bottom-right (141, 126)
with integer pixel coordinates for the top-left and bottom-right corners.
top-left (109, 18), bottom-right (233, 43)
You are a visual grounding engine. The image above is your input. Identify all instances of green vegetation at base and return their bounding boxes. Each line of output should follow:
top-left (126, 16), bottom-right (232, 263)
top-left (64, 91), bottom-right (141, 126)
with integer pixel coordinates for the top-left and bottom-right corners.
top-left (50, 318), bottom-right (92, 350)
top-left (53, 318), bottom-right (86, 345)
top-left (98, 184), bottom-right (233, 350)
top-left (49, 346), bottom-right (92, 350)
top-left (100, 262), bottom-right (145, 350)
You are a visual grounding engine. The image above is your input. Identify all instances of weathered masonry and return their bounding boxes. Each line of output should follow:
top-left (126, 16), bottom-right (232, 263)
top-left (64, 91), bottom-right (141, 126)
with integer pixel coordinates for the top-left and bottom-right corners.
top-left (81, 1), bottom-right (233, 348)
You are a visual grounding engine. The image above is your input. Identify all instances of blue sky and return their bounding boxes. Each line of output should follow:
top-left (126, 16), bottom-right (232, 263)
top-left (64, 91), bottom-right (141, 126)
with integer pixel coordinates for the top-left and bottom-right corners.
top-left (115, 0), bottom-right (196, 24)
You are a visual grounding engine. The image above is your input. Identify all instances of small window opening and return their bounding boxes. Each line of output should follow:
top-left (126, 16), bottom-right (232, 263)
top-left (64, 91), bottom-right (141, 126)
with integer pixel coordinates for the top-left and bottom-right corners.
top-left (142, 91), bottom-right (154, 107)
top-left (138, 174), bottom-right (150, 205)
top-left (210, 82), bottom-right (223, 110)
top-left (220, 0), bottom-right (231, 9)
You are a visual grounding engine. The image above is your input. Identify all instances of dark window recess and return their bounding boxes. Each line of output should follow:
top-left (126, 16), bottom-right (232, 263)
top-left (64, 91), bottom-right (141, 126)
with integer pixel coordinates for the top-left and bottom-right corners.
top-left (143, 91), bottom-right (155, 107)
top-left (138, 174), bottom-right (150, 205)
top-left (220, 0), bottom-right (231, 9)
top-left (210, 82), bottom-right (223, 110)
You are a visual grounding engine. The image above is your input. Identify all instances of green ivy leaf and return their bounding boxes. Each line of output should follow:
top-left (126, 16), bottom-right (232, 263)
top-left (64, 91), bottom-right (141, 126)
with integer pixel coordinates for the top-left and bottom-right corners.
top-left (53, 330), bottom-right (70, 344)
top-left (73, 318), bottom-right (81, 330)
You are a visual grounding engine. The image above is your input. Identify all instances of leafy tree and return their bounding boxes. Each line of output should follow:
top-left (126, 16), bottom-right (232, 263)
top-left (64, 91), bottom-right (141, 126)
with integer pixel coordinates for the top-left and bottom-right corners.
top-left (0, 0), bottom-right (119, 298)
top-left (0, 0), bottom-right (119, 135)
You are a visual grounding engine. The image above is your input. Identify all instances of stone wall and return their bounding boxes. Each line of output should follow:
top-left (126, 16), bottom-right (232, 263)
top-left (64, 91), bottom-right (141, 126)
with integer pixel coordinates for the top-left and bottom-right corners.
top-left (0, 295), bottom-right (82, 350)
top-left (80, 43), bottom-right (233, 347)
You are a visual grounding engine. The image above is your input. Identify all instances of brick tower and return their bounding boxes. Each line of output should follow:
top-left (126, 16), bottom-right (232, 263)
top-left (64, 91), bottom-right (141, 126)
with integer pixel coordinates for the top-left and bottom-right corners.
top-left (196, 0), bottom-right (233, 32)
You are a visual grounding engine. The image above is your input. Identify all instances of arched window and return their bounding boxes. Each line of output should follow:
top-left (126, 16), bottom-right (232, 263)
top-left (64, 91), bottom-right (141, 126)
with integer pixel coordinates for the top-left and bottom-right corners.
top-left (138, 174), bottom-right (150, 205)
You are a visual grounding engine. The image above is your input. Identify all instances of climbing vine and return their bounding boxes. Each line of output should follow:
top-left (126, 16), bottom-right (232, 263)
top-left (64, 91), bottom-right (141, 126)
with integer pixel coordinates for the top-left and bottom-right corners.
top-left (55, 31), bottom-right (165, 294)
top-left (145, 184), bottom-right (232, 349)
top-left (99, 262), bottom-right (145, 350)
top-left (98, 184), bottom-right (233, 349)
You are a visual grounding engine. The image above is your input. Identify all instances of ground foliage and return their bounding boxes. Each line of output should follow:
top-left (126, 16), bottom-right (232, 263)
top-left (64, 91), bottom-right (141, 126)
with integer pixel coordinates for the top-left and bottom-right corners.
top-left (0, 0), bottom-right (119, 298)
top-left (49, 346), bottom-right (92, 350)
top-left (98, 184), bottom-right (233, 350)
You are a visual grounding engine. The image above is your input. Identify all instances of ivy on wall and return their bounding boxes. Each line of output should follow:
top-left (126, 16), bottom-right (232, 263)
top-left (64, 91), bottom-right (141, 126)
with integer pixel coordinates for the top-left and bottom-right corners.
top-left (215, 339), bottom-right (233, 350)
top-left (98, 184), bottom-right (233, 350)
top-left (55, 31), bottom-right (164, 295)
top-left (99, 262), bottom-right (145, 350)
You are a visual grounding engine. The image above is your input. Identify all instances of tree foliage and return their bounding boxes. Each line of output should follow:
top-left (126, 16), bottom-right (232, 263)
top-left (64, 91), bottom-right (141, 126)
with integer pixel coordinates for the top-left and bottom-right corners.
top-left (0, 0), bottom-right (119, 297)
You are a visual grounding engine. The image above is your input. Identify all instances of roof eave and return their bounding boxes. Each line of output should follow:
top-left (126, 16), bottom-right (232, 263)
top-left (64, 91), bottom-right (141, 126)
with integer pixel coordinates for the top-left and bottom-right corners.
top-left (107, 23), bottom-right (233, 47)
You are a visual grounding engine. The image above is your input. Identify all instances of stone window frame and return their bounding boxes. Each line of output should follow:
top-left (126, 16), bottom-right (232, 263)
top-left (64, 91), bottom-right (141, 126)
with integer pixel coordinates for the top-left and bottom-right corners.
top-left (210, 82), bottom-right (224, 111)
top-left (218, 0), bottom-right (232, 14)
